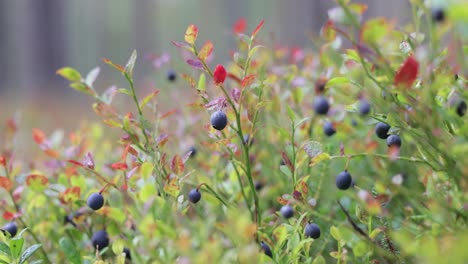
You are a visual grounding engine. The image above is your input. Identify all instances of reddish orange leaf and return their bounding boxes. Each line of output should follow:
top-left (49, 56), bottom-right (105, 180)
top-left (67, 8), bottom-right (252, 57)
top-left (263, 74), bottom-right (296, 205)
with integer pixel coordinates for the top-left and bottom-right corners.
top-left (198, 41), bottom-right (214, 61)
top-left (233, 18), bottom-right (247, 34)
top-left (32, 128), bottom-right (46, 144)
top-left (251, 19), bottom-right (265, 39)
top-left (184, 24), bottom-right (198, 45)
top-left (394, 56), bottom-right (419, 88)
top-left (181, 74), bottom-right (196, 88)
top-left (111, 162), bottom-right (128, 170)
top-left (276, 196), bottom-right (288, 205)
top-left (156, 134), bottom-right (169, 147)
top-left (227, 73), bottom-right (242, 84)
top-left (59, 186), bottom-right (81, 204)
top-left (0, 176), bottom-right (12, 191)
top-left (44, 149), bottom-right (60, 158)
top-left (170, 154), bottom-right (184, 175)
top-left (139, 90), bottom-right (160, 109)
top-left (3, 211), bottom-right (15, 221)
top-left (241, 74), bottom-right (256, 88)
top-left (67, 160), bottom-right (84, 167)
top-left (160, 109), bottom-right (178, 120)
top-left (0, 156), bottom-right (5, 167)
top-left (102, 58), bottom-right (125, 72)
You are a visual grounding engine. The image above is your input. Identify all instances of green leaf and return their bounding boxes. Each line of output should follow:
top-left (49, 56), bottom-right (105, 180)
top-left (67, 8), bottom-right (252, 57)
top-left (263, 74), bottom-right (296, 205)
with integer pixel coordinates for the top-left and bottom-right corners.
top-left (59, 237), bottom-right (82, 264)
top-left (325, 77), bottom-right (349, 88)
top-left (353, 241), bottom-right (369, 257)
top-left (19, 244), bottom-right (42, 264)
top-left (248, 45), bottom-right (264, 59)
top-left (448, 3), bottom-right (468, 22)
top-left (85, 67), bottom-right (100, 87)
top-left (56, 67), bottom-right (82, 82)
top-left (198, 73), bottom-right (206, 91)
top-left (286, 105), bottom-right (296, 120)
top-left (9, 237), bottom-right (24, 259)
top-left (69, 82), bottom-right (97, 97)
top-left (0, 242), bottom-right (10, 257)
top-left (361, 18), bottom-right (392, 45)
top-left (330, 226), bottom-right (341, 241)
top-left (311, 255), bottom-right (326, 264)
top-left (125, 50), bottom-right (137, 77)
top-left (139, 90), bottom-right (160, 109)
top-left (280, 165), bottom-right (292, 178)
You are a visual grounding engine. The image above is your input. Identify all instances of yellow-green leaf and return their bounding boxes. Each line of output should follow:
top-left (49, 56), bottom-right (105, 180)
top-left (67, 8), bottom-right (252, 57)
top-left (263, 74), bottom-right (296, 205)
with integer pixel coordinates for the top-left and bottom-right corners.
top-left (56, 67), bottom-right (82, 82)
top-left (198, 41), bottom-right (213, 61)
top-left (184, 24), bottom-right (198, 45)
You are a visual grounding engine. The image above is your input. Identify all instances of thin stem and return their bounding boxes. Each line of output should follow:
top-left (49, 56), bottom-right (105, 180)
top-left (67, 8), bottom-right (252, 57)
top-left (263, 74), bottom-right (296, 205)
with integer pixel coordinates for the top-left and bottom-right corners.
top-left (124, 73), bottom-right (150, 148)
top-left (329, 152), bottom-right (434, 169)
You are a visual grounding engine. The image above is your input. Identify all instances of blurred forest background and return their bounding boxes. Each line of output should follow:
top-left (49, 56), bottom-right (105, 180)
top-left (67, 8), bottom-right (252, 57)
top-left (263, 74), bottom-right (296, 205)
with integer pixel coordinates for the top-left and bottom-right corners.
top-left (0, 0), bottom-right (410, 127)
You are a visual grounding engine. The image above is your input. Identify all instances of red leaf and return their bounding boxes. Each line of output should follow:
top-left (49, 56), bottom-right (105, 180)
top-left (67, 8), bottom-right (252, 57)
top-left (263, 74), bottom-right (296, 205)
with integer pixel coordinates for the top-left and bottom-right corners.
top-left (160, 109), bottom-right (178, 120)
top-left (227, 73), bottom-right (242, 84)
top-left (67, 159), bottom-right (85, 167)
top-left (0, 176), bottom-right (12, 191)
top-left (3, 211), bottom-right (14, 221)
top-left (233, 17), bottom-right (247, 34)
top-left (394, 56), bottom-right (419, 88)
top-left (213, 64), bottom-right (227, 85)
top-left (0, 156), bottom-right (5, 167)
top-left (111, 162), bottom-right (128, 170)
top-left (241, 74), bottom-right (256, 88)
top-left (251, 19), bottom-right (265, 39)
top-left (170, 155), bottom-right (184, 175)
top-left (32, 128), bottom-right (46, 144)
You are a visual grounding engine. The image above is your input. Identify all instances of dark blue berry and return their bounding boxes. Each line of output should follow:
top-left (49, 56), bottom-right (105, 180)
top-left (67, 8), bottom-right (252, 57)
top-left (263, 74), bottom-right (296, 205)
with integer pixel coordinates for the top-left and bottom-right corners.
top-left (2, 222), bottom-right (17, 237)
top-left (304, 223), bottom-right (321, 239)
top-left (260, 241), bottom-right (273, 258)
top-left (255, 181), bottom-right (263, 191)
top-left (313, 96), bottom-right (330, 115)
top-left (87, 192), bottom-right (104, 211)
top-left (167, 69), bottom-right (177, 82)
top-left (210, 111), bottom-right (228, 131)
top-left (386, 135), bottom-right (402, 148)
top-left (336, 171), bottom-right (352, 190)
top-left (123, 248), bottom-right (131, 260)
top-left (358, 99), bottom-right (371, 115)
top-left (186, 146), bottom-right (197, 158)
top-left (91, 230), bottom-right (109, 250)
top-left (323, 121), bottom-right (336, 136)
top-left (375, 122), bottom-right (391, 139)
top-left (188, 189), bottom-right (201, 203)
top-left (280, 205), bottom-right (294, 219)
top-left (432, 8), bottom-right (445, 23)
top-left (457, 101), bottom-right (466, 117)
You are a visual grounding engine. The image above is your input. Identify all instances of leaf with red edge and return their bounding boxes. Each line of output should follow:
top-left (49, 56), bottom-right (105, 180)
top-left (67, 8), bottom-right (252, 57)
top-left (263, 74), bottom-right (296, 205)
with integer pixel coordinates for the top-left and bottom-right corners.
top-left (139, 90), bottom-right (160, 109)
top-left (186, 59), bottom-right (204, 69)
top-left (59, 186), bottom-right (81, 204)
top-left (32, 128), bottom-right (47, 144)
top-left (276, 196), bottom-right (289, 205)
top-left (321, 20), bottom-right (336, 42)
top-left (3, 211), bottom-right (15, 221)
top-left (281, 151), bottom-right (294, 173)
top-left (160, 109), bottom-right (178, 120)
top-left (111, 162), bottom-right (128, 170)
top-left (170, 155), bottom-right (184, 175)
top-left (184, 24), bottom-right (198, 45)
top-left (394, 56), bottom-right (419, 88)
top-left (233, 18), bottom-right (247, 34)
top-left (198, 41), bottom-right (214, 61)
top-left (26, 174), bottom-right (48, 191)
top-left (156, 134), bottom-right (169, 147)
top-left (241, 74), bottom-right (256, 88)
top-left (181, 74), bottom-right (196, 88)
top-left (251, 19), bottom-right (265, 39)
top-left (102, 58), bottom-right (125, 73)
top-left (0, 176), bottom-right (12, 191)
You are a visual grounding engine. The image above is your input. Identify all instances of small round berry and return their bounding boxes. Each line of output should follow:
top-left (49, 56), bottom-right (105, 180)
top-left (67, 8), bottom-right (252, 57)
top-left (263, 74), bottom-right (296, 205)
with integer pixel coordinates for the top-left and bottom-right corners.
top-left (431, 8), bottom-right (445, 23)
top-left (167, 69), bottom-right (177, 82)
top-left (254, 181), bottom-right (264, 191)
top-left (313, 96), bottom-right (330, 115)
top-left (386, 135), bottom-right (402, 148)
top-left (280, 205), bottom-right (294, 219)
top-left (87, 192), bottom-right (104, 211)
top-left (91, 230), bottom-right (109, 250)
top-left (260, 241), bottom-right (273, 258)
top-left (186, 146), bottom-right (197, 158)
top-left (323, 121), bottom-right (336, 136)
top-left (336, 171), bottom-right (353, 190)
top-left (188, 189), bottom-right (201, 204)
top-left (358, 99), bottom-right (371, 115)
top-left (457, 100), bottom-right (466, 117)
top-left (304, 223), bottom-right (321, 239)
top-left (123, 248), bottom-right (132, 260)
top-left (210, 111), bottom-right (228, 131)
top-left (2, 222), bottom-right (17, 237)
top-left (375, 122), bottom-right (391, 139)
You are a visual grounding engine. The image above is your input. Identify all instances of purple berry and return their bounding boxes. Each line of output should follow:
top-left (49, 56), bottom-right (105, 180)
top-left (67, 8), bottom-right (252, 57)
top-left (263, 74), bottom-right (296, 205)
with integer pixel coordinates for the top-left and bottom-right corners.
top-left (386, 135), bottom-right (402, 148)
top-left (323, 121), bottom-right (336, 136)
top-left (91, 230), bottom-right (109, 250)
top-left (280, 205), bottom-right (294, 219)
top-left (304, 223), bottom-right (321, 239)
top-left (188, 189), bottom-right (201, 203)
top-left (375, 122), bottom-right (391, 139)
top-left (87, 192), bottom-right (104, 211)
top-left (260, 241), bottom-right (273, 258)
top-left (2, 222), bottom-right (17, 237)
top-left (313, 96), bottom-right (330, 115)
top-left (336, 171), bottom-right (352, 190)
top-left (210, 111), bottom-right (228, 131)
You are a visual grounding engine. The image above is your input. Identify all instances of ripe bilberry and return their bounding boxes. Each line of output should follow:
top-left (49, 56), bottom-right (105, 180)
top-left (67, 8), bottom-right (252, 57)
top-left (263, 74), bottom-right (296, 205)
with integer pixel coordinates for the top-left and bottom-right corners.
top-left (167, 69), bottom-right (177, 82)
top-left (280, 205), bottom-right (294, 219)
top-left (2, 222), bottom-right (17, 237)
top-left (358, 99), bottom-right (371, 115)
top-left (87, 192), bottom-right (104, 211)
top-left (313, 96), bottom-right (330, 115)
top-left (91, 230), bottom-right (109, 250)
top-left (188, 189), bottom-right (201, 204)
top-left (375, 122), bottom-right (391, 139)
top-left (304, 223), bottom-right (321, 239)
top-left (260, 241), bottom-right (273, 258)
top-left (210, 111), bottom-right (228, 131)
top-left (386, 135), bottom-right (402, 148)
top-left (336, 171), bottom-right (352, 190)
top-left (323, 121), bottom-right (336, 136)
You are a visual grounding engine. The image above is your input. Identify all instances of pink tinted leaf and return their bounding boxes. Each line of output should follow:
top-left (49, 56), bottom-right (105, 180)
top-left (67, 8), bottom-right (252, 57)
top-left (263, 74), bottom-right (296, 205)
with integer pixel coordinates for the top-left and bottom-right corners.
top-left (186, 59), bottom-right (204, 69)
